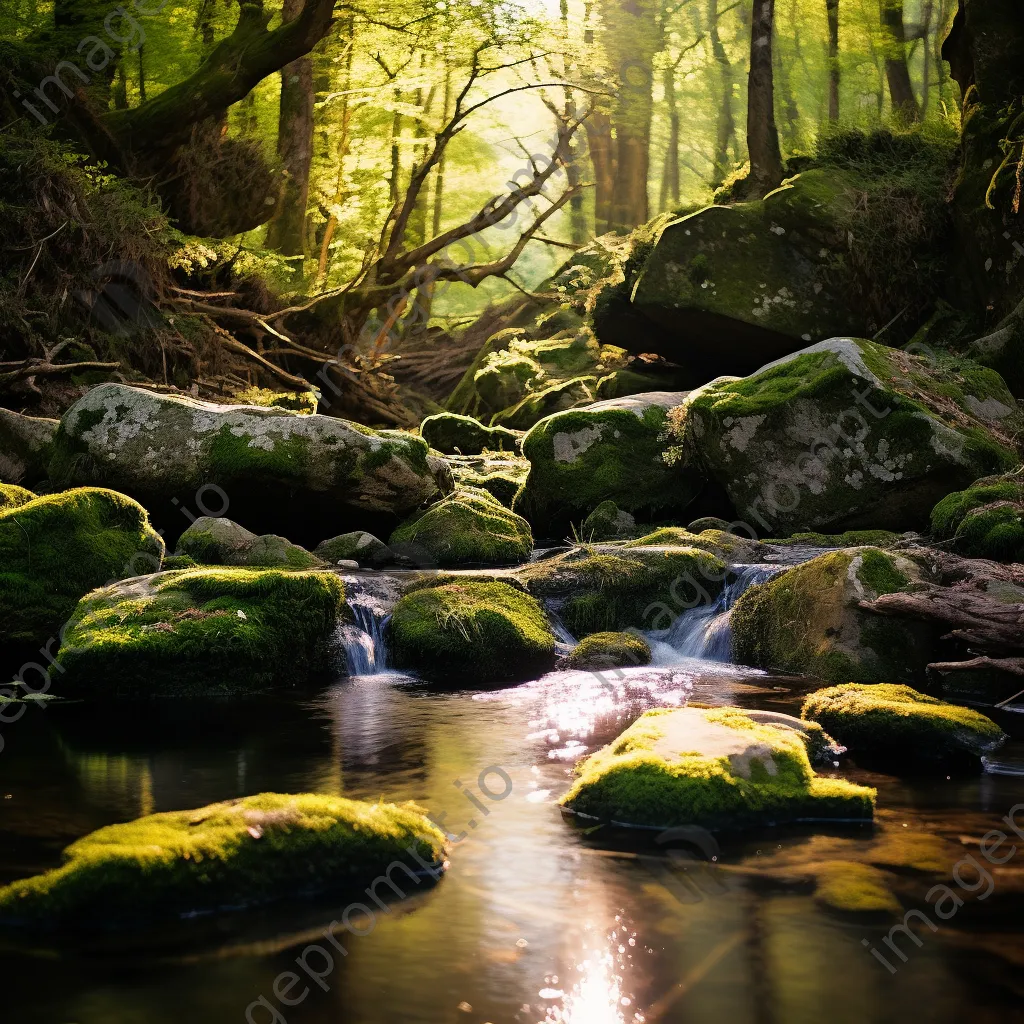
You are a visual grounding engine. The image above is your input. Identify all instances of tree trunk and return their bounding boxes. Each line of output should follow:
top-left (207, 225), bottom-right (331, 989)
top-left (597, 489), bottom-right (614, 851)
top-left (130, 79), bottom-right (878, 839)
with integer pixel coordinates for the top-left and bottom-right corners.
top-left (826, 0), bottom-right (840, 120)
top-left (561, 0), bottom-right (588, 244)
top-left (920, 0), bottom-right (934, 113)
top-left (744, 0), bottom-right (784, 197)
top-left (708, 0), bottom-right (737, 186)
top-left (659, 60), bottom-right (681, 212)
top-left (265, 0), bottom-right (315, 256)
top-left (879, 0), bottom-right (921, 121)
top-left (585, 110), bottom-right (616, 234)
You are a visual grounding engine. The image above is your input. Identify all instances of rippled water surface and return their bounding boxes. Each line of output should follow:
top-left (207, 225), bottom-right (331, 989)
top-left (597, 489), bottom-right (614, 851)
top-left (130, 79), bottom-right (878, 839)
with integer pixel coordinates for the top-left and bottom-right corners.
top-left (2, 661), bottom-right (1023, 1023)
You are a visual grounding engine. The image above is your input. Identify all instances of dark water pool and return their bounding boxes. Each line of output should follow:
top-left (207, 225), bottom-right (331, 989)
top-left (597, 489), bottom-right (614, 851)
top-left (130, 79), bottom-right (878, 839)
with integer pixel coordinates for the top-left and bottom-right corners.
top-left (2, 662), bottom-right (1023, 1023)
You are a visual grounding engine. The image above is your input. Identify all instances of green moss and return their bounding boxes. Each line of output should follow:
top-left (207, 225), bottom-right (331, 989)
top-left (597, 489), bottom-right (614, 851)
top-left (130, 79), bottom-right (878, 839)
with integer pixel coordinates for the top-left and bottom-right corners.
top-left (801, 683), bottom-right (1006, 767)
top-left (566, 631), bottom-right (651, 670)
top-left (520, 548), bottom-right (725, 637)
top-left (560, 707), bottom-right (875, 829)
top-left (767, 530), bottom-right (900, 548)
top-left (232, 387), bottom-right (319, 414)
top-left (813, 861), bottom-right (900, 915)
top-left (580, 500), bottom-right (636, 541)
top-left (420, 413), bottom-right (520, 455)
top-left (855, 550), bottom-right (910, 595)
top-left (57, 567), bottom-right (346, 696)
top-left (208, 426), bottom-right (312, 481)
top-left (389, 580), bottom-right (556, 683)
top-left (0, 792), bottom-right (445, 931)
top-left (389, 489), bottom-right (532, 567)
top-left (0, 487), bottom-right (165, 646)
top-left (0, 483), bottom-right (36, 512)
top-left (930, 474), bottom-right (1024, 562)
top-left (491, 376), bottom-right (599, 430)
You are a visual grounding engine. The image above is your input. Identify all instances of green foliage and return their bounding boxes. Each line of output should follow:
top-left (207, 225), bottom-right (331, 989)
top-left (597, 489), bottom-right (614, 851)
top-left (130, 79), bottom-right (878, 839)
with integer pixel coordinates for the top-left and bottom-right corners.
top-left (561, 707), bottom-right (875, 829)
top-left (57, 567), bottom-right (346, 695)
top-left (566, 631), bottom-right (651, 670)
top-left (0, 792), bottom-right (446, 931)
top-left (389, 580), bottom-right (556, 683)
top-left (0, 487), bottom-right (164, 646)
top-left (802, 683), bottom-right (1007, 767)
top-left (389, 488), bottom-right (533, 566)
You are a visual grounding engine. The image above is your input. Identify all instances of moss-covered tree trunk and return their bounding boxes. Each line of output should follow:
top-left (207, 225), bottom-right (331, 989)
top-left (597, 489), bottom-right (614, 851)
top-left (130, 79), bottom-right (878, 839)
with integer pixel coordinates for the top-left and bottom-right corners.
top-left (879, 0), bottom-right (921, 121)
top-left (265, 0), bottom-right (315, 257)
top-left (744, 0), bottom-right (784, 197)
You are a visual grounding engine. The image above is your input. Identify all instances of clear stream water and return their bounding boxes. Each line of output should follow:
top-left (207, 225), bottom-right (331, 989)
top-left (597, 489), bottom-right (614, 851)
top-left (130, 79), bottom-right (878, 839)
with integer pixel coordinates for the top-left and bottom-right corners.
top-left (2, 570), bottom-right (1024, 1024)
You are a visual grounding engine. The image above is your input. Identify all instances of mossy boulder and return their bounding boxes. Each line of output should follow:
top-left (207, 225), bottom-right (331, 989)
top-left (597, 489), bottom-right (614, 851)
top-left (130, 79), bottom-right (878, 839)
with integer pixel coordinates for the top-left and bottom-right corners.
top-left (624, 527), bottom-right (763, 562)
top-left (446, 451), bottom-right (530, 508)
top-left (765, 529), bottom-right (901, 549)
top-left (419, 413), bottom-right (521, 455)
top-left (515, 392), bottom-right (699, 533)
top-left (731, 547), bottom-right (935, 684)
top-left (389, 580), bottom-right (556, 683)
top-left (0, 408), bottom-right (58, 487)
top-left (675, 338), bottom-right (1021, 535)
top-left (56, 567), bottom-right (346, 696)
top-left (560, 706), bottom-right (875, 830)
top-left (930, 473), bottom-right (1024, 562)
top-left (0, 792), bottom-right (446, 932)
top-left (519, 546), bottom-right (725, 637)
top-left (315, 531), bottom-right (393, 568)
top-left (0, 487), bottom-right (164, 646)
top-left (176, 516), bottom-right (322, 568)
top-left (581, 500), bottom-right (637, 541)
top-left (969, 298), bottom-right (1024, 398)
top-left (48, 383), bottom-right (444, 545)
top-left (0, 483), bottom-right (36, 512)
top-left (389, 489), bottom-right (532, 567)
top-left (566, 631), bottom-right (651, 671)
top-left (801, 683), bottom-right (1007, 768)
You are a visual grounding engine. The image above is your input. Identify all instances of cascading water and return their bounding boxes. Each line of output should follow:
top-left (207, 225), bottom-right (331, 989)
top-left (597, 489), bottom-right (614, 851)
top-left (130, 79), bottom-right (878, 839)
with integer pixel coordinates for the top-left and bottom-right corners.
top-left (646, 564), bottom-right (784, 664)
top-left (335, 578), bottom-right (393, 675)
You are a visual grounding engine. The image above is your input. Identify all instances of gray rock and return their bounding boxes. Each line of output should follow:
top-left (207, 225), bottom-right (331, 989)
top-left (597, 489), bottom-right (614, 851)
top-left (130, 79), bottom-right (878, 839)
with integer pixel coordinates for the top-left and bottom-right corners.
top-left (0, 408), bottom-right (58, 486)
top-left (176, 516), bottom-right (322, 568)
top-left (315, 531), bottom-right (393, 568)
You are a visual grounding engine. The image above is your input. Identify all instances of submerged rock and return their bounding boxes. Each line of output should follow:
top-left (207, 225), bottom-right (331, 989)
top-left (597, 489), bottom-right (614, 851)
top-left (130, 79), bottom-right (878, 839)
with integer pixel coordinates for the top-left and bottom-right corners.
top-left (57, 567), bottom-right (345, 695)
top-left (389, 580), bottom-right (556, 683)
top-left (515, 392), bottom-right (698, 532)
top-left (930, 473), bottom-right (1024, 562)
top-left (731, 547), bottom-right (933, 684)
top-left (315, 531), bottom-right (393, 568)
top-left (419, 412), bottom-right (521, 455)
top-left (0, 487), bottom-right (164, 646)
top-left (519, 546), bottom-right (726, 637)
top-left (48, 383), bottom-right (444, 544)
top-left (390, 488), bottom-right (532, 567)
top-left (0, 408), bottom-right (58, 487)
top-left (176, 516), bottom-right (322, 568)
top-left (566, 631), bottom-right (651, 670)
top-left (581, 500), bottom-right (637, 541)
top-left (0, 483), bottom-right (36, 512)
top-left (0, 793), bottom-right (446, 931)
top-left (675, 338), bottom-right (1021, 535)
top-left (560, 706), bottom-right (875, 830)
top-left (801, 683), bottom-right (1006, 768)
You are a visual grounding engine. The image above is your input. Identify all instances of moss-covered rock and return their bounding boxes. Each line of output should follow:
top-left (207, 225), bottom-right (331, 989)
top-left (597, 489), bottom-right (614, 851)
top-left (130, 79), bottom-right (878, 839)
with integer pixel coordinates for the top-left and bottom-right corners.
top-left (519, 546), bottom-right (725, 637)
top-left (389, 580), bottom-right (556, 683)
top-left (731, 547), bottom-right (935, 684)
top-left (0, 487), bottom-right (165, 646)
top-left (176, 516), bottom-right (322, 568)
top-left (930, 473), bottom-right (1024, 562)
top-left (314, 531), bottom-right (393, 568)
top-left (0, 408), bottom-right (58, 487)
top-left (765, 529), bottom-right (901, 548)
top-left (813, 861), bottom-right (901, 915)
top-left (566, 631), bottom-right (651, 670)
top-left (673, 338), bottom-right (1021, 535)
top-left (389, 489), bottom-right (532, 567)
top-left (515, 392), bottom-right (700, 533)
top-left (445, 451), bottom-right (530, 509)
top-left (969, 298), bottom-right (1024, 398)
top-left (56, 567), bottom-right (346, 695)
top-left (0, 483), bottom-right (36, 512)
top-left (801, 683), bottom-right (1007, 768)
top-left (419, 413), bottom-right (521, 455)
top-left (560, 706), bottom-right (875, 830)
top-left (48, 384), bottom-right (444, 544)
top-left (230, 386), bottom-right (319, 414)
top-left (0, 792), bottom-right (445, 931)
top-left (581, 500), bottom-right (637, 541)
top-left (624, 527), bottom-right (763, 562)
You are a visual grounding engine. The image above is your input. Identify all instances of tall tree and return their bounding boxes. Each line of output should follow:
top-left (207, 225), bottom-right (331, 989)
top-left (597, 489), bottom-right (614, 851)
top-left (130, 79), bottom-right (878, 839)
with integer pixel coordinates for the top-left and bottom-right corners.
top-left (879, 0), bottom-right (921, 121)
top-left (743, 0), bottom-right (784, 197)
top-left (265, 0), bottom-right (316, 257)
top-left (826, 0), bottom-right (840, 120)
top-left (707, 0), bottom-right (738, 186)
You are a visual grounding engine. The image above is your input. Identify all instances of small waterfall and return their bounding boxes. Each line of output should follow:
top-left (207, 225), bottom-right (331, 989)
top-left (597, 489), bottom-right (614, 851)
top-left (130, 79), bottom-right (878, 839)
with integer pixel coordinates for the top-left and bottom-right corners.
top-left (544, 601), bottom-right (579, 657)
top-left (335, 579), bottom-right (393, 676)
top-left (648, 564), bottom-right (783, 664)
